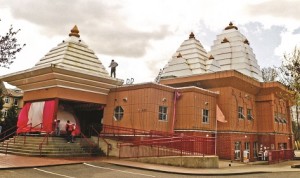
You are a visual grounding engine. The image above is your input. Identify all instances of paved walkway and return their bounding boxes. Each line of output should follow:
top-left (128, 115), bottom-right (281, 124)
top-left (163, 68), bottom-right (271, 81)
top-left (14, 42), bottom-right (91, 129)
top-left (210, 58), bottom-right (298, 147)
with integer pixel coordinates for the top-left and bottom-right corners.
top-left (103, 159), bottom-right (300, 175)
top-left (1, 153), bottom-right (300, 175)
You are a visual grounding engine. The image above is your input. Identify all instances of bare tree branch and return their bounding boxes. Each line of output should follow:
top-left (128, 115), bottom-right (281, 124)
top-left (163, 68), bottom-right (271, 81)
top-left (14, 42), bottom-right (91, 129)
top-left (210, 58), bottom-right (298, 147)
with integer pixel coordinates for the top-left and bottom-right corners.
top-left (0, 19), bottom-right (26, 68)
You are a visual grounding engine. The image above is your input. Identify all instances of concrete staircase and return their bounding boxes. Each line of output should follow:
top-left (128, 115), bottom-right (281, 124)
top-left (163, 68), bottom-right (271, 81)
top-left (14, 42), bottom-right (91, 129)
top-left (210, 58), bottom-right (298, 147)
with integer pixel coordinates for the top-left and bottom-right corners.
top-left (0, 135), bottom-right (103, 157)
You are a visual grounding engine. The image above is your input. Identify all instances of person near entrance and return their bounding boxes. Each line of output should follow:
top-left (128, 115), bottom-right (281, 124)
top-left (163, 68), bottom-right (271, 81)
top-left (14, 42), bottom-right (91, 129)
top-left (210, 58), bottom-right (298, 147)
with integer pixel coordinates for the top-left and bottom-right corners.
top-left (71, 124), bottom-right (76, 143)
top-left (65, 120), bottom-right (73, 143)
top-left (109, 59), bottom-right (118, 78)
top-left (55, 119), bottom-right (61, 136)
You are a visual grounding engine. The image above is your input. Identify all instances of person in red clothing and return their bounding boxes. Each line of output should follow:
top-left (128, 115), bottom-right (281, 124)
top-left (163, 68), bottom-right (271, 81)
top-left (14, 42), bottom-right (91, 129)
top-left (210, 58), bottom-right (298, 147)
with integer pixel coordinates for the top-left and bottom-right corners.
top-left (65, 120), bottom-right (73, 143)
top-left (71, 124), bottom-right (76, 143)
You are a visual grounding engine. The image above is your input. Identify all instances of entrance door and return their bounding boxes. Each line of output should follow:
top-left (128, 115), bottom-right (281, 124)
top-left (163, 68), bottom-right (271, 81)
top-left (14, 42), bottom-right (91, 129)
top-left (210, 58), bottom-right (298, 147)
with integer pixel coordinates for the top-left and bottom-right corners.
top-left (244, 142), bottom-right (250, 162)
top-left (234, 141), bottom-right (241, 160)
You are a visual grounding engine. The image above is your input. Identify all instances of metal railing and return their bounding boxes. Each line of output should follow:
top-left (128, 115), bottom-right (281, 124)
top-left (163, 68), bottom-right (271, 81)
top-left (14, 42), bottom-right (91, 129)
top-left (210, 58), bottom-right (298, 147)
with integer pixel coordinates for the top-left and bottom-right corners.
top-left (0, 125), bottom-right (18, 142)
top-left (118, 136), bottom-right (215, 158)
top-left (100, 124), bottom-right (151, 137)
top-left (96, 124), bottom-right (216, 158)
top-left (90, 125), bottom-right (111, 157)
top-left (39, 131), bottom-right (54, 156)
top-left (268, 149), bottom-right (294, 164)
top-left (1, 123), bottom-right (32, 154)
top-left (20, 123), bottom-right (43, 144)
top-left (79, 132), bottom-right (98, 155)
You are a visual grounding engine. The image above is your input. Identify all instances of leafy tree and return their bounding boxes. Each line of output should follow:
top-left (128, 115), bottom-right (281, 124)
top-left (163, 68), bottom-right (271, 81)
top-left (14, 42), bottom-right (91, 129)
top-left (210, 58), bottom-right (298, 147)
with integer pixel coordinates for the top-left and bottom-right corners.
top-left (0, 88), bottom-right (3, 120)
top-left (3, 105), bottom-right (18, 131)
top-left (278, 47), bottom-right (300, 141)
top-left (261, 67), bottom-right (278, 82)
top-left (0, 19), bottom-right (25, 68)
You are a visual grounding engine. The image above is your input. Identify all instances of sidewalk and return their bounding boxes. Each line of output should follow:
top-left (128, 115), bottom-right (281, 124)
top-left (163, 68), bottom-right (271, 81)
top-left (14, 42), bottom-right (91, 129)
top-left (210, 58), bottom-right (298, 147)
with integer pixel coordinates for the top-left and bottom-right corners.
top-left (103, 159), bottom-right (300, 175)
top-left (1, 153), bottom-right (300, 175)
top-left (0, 153), bottom-right (100, 169)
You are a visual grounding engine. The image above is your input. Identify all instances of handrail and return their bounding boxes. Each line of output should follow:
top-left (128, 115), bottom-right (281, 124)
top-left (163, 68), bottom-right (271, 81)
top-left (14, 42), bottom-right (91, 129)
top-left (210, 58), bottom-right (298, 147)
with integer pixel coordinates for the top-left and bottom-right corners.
top-left (22, 123), bottom-right (43, 144)
top-left (3, 123), bottom-right (33, 155)
top-left (101, 124), bottom-right (150, 136)
top-left (39, 131), bottom-right (53, 156)
top-left (79, 132), bottom-right (97, 154)
top-left (91, 125), bottom-right (110, 157)
top-left (0, 125), bottom-right (17, 141)
top-left (90, 126), bottom-right (100, 145)
top-left (1, 123), bottom-right (33, 144)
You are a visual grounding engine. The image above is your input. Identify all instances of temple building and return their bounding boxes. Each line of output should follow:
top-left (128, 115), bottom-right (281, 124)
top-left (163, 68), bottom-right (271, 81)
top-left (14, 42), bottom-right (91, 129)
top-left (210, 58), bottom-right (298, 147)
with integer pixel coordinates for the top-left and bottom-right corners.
top-left (0, 23), bottom-right (293, 161)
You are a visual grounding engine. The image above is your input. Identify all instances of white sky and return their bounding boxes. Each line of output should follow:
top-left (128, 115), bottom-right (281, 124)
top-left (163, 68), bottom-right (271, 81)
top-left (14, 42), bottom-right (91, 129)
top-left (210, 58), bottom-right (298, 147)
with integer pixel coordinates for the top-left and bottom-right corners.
top-left (1, 0), bottom-right (300, 87)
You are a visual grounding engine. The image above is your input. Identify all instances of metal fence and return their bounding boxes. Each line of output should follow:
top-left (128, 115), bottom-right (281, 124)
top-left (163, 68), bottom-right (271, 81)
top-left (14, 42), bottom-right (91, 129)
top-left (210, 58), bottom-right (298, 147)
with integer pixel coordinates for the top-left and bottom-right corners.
top-left (119, 136), bottom-right (215, 158)
top-left (268, 149), bottom-right (294, 164)
top-left (99, 124), bottom-right (216, 158)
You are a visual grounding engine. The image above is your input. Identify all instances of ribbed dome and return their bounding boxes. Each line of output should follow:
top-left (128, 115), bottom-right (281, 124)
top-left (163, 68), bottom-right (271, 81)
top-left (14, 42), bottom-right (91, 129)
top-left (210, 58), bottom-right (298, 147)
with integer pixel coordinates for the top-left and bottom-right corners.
top-left (209, 22), bottom-right (263, 82)
top-left (34, 26), bottom-right (109, 77)
top-left (160, 32), bottom-right (220, 79)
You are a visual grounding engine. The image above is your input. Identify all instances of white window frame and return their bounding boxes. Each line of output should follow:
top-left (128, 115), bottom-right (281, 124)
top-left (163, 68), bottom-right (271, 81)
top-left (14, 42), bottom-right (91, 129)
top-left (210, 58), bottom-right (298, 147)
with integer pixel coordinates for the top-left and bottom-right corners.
top-left (14, 98), bottom-right (19, 106)
top-left (159, 106), bottom-right (168, 121)
top-left (202, 109), bottom-right (209, 123)
top-left (2, 109), bottom-right (8, 117)
top-left (114, 106), bottom-right (124, 121)
top-left (238, 106), bottom-right (245, 119)
top-left (247, 109), bottom-right (253, 120)
top-left (4, 97), bottom-right (10, 104)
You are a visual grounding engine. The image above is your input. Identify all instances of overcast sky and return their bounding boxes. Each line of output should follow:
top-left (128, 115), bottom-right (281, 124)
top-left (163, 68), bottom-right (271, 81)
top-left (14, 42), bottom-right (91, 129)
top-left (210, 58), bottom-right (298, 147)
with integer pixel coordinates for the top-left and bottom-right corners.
top-left (1, 0), bottom-right (300, 86)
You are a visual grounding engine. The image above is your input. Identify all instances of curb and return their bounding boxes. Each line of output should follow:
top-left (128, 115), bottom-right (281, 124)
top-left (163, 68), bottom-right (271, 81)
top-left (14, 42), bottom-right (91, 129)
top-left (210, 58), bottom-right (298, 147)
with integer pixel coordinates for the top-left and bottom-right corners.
top-left (0, 162), bottom-right (83, 170)
top-left (103, 161), bottom-right (300, 176)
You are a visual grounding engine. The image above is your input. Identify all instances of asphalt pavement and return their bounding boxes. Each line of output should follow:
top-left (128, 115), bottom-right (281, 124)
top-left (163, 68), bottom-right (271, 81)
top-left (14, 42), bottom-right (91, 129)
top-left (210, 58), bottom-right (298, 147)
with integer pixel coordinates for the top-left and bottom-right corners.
top-left (1, 152), bottom-right (300, 176)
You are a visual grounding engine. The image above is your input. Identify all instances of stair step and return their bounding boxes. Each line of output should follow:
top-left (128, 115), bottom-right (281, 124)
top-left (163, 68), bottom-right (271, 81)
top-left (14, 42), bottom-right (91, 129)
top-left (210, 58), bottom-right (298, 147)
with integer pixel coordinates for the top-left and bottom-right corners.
top-left (0, 135), bottom-right (103, 157)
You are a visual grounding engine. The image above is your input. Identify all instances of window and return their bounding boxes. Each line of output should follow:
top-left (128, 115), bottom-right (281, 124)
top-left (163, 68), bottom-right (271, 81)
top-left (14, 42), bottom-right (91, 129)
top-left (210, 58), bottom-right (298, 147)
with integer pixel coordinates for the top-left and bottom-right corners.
top-left (114, 106), bottom-right (124, 121)
top-left (274, 113), bottom-right (279, 122)
top-left (245, 142), bottom-right (250, 151)
top-left (2, 109), bottom-right (8, 118)
top-left (247, 109), bottom-right (253, 120)
top-left (14, 98), bottom-right (19, 106)
top-left (202, 109), bottom-right (209, 123)
top-left (238, 106), bottom-right (245, 119)
top-left (282, 118), bottom-right (287, 124)
top-left (159, 106), bottom-right (168, 121)
top-left (4, 97), bottom-right (10, 104)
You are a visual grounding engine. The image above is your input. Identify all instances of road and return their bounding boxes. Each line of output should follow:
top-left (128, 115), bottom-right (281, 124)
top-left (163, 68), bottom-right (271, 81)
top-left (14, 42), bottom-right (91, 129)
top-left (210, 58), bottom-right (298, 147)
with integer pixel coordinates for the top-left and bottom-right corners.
top-left (0, 163), bottom-right (299, 178)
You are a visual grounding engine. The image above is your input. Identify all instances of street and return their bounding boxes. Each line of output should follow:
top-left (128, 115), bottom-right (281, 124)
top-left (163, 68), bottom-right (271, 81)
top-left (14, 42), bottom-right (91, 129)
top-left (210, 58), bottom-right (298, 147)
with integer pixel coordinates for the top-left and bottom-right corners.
top-left (0, 163), bottom-right (300, 178)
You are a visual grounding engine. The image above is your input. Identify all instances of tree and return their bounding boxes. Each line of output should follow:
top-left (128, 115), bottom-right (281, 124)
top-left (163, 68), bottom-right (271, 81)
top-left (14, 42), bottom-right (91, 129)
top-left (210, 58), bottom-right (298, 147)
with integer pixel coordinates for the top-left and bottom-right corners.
top-left (0, 88), bottom-right (3, 119)
top-left (3, 105), bottom-right (18, 131)
top-left (278, 47), bottom-right (300, 142)
top-left (261, 67), bottom-right (278, 82)
top-left (0, 19), bottom-right (25, 68)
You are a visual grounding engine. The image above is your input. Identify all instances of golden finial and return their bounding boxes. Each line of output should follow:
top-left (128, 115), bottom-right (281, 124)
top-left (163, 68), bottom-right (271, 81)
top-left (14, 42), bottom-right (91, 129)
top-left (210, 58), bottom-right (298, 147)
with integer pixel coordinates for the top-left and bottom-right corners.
top-left (224, 22), bottom-right (238, 30)
top-left (189, 32), bottom-right (195, 39)
top-left (69, 25), bottom-right (80, 38)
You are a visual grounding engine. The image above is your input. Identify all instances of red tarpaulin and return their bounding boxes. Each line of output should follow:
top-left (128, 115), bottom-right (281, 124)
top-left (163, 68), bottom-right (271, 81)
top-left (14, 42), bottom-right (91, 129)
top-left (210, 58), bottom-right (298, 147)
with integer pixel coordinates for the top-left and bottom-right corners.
top-left (17, 102), bottom-right (31, 133)
top-left (17, 100), bottom-right (81, 135)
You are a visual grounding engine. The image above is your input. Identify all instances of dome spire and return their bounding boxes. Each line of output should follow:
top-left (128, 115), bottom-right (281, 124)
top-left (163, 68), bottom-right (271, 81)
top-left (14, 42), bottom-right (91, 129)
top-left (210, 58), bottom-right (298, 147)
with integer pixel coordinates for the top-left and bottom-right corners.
top-left (189, 32), bottom-right (195, 39)
top-left (69, 25), bottom-right (80, 38)
top-left (224, 22), bottom-right (238, 30)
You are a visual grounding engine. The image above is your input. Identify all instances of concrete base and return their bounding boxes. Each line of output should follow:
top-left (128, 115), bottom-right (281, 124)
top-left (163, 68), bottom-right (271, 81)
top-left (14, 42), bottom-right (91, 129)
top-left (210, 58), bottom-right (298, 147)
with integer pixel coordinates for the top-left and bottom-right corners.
top-left (130, 156), bottom-right (219, 168)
